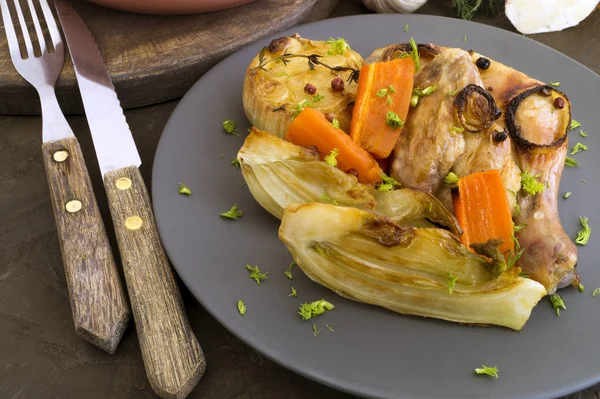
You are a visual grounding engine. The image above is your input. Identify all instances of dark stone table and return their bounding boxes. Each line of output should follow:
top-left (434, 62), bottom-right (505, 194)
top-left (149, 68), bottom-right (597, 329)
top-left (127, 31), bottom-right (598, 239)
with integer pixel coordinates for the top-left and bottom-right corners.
top-left (1, 1), bottom-right (599, 398)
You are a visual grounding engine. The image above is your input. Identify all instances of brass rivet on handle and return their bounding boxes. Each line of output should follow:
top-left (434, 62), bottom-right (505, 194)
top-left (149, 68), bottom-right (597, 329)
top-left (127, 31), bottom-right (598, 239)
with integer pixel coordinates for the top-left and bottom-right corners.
top-left (116, 177), bottom-right (132, 190)
top-left (53, 150), bottom-right (69, 162)
top-left (65, 199), bottom-right (82, 213)
top-left (125, 216), bottom-right (143, 230)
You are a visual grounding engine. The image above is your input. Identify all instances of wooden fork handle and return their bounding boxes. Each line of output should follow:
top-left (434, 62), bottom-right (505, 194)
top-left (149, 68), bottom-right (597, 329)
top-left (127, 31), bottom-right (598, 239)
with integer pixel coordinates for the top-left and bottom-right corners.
top-left (103, 165), bottom-right (205, 399)
top-left (42, 136), bottom-right (131, 354)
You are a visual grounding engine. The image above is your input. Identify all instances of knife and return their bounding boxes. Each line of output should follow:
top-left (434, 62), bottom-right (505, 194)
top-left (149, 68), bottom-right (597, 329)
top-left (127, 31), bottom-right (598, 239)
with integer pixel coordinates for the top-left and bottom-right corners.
top-left (55, 1), bottom-right (206, 398)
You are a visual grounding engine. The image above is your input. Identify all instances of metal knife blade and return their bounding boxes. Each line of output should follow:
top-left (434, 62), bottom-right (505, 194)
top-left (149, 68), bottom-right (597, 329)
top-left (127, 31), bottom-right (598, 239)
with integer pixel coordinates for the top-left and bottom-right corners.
top-left (55, 0), bottom-right (141, 176)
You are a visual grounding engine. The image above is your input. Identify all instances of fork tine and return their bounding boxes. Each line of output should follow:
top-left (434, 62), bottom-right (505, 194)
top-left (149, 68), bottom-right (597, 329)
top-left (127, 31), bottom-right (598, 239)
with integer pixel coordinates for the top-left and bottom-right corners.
top-left (0, 0), bottom-right (21, 59)
top-left (38, 0), bottom-right (60, 48)
top-left (27, 0), bottom-right (46, 53)
top-left (11, 0), bottom-right (34, 58)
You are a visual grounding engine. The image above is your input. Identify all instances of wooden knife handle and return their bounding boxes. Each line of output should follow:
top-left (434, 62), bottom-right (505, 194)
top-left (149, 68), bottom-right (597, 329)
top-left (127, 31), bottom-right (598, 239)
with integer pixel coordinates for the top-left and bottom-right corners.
top-left (42, 137), bottom-right (131, 354)
top-left (103, 165), bottom-right (205, 399)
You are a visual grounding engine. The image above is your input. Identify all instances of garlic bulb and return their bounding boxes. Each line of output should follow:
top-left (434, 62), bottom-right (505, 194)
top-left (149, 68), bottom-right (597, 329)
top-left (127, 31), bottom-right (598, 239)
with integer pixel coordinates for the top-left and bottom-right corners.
top-left (505, 0), bottom-right (599, 34)
top-left (361, 0), bottom-right (428, 14)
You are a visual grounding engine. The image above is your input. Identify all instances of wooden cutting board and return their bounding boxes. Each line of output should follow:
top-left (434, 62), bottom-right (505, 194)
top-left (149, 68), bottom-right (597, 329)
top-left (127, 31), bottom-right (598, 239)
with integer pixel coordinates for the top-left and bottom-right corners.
top-left (0, 0), bottom-right (338, 115)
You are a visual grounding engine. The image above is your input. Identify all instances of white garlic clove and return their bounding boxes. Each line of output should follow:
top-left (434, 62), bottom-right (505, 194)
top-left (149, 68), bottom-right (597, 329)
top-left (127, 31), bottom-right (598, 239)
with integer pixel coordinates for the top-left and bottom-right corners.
top-left (361, 0), bottom-right (429, 14)
top-left (506, 0), bottom-right (599, 35)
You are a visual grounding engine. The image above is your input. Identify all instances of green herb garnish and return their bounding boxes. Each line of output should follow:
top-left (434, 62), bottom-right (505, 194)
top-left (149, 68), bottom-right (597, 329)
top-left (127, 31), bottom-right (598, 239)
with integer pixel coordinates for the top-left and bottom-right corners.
top-left (320, 194), bottom-right (339, 205)
top-left (451, 126), bottom-right (465, 133)
top-left (549, 81), bottom-right (560, 87)
top-left (377, 183), bottom-right (394, 191)
top-left (409, 37), bottom-right (421, 72)
top-left (284, 261), bottom-right (295, 280)
top-left (582, 179), bottom-right (587, 184)
top-left (377, 173), bottom-right (401, 192)
top-left (570, 120), bottom-right (581, 129)
top-left (326, 37), bottom-right (351, 55)
top-left (564, 192), bottom-right (572, 199)
top-left (580, 130), bottom-right (588, 137)
top-left (452, 0), bottom-right (500, 20)
top-left (178, 183), bottom-right (192, 196)
top-left (312, 94), bottom-right (324, 103)
top-left (474, 365), bottom-right (499, 379)
top-left (231, 158), bottom-right (240, 168)
top-left (411, 85), bottom-right (437, 107)
top-left (386, 111), bottom-right (403, 130)
top-left (593, 288), bottom-right (600, 297)
top-left (445, 172), bottom-right (460, 186)
top-left (313, 324), bottom-right (321, 336)
top-left (223, 120), bottom-right (238, 136)
top-left (520, 170), bottom-right (545, 195)
top-left (550, 293), bottom-right (566, 316)
top-left (218, 153), bottom-right (225, 158)
top-left (237, 300), bottom-right (247, 315)
top-left (404, 24), bottom-right (409, 32)
top-left (324, 148), bottom-right (339, 167)
top-left (289, 287), bottom-right (297, 297)
top-left (571, 142), bottom-right (588, 155)
top-left (579, 283), bottom-right (585, 293)
top-left (220, 204), bottom-right (243, 220)
top-left (298, 299), bottom-right (335, 321)
top-left (326, 324), bottom-right (334, 332)
top-left (246, 264), bottom-right (269, 285)
top-left (565, 157), bottom-right (579, 167)
top-left (514, 224), bottom-right (526, 233)
top-left (331, 118), bottom-right (340, 129)
top-left (447, 273), bottom-right (458, 294)
top-left (575, 216), bottom-right (591, 245)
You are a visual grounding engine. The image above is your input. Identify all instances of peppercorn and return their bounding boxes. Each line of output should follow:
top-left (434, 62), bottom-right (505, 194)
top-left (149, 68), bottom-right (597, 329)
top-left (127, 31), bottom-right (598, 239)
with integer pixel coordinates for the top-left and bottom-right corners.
top-left (554, 97), bottom-right (566, 109)
top-left (331, 77), bottom-right (344, 93)
top-left (493, 130), bottom-right (508, 143)
top-left (304, 83), bottom-right (317, 95)
top-left (347, 168), bottom-right (359, 178)
top-left (475, 57), bottom-right (491, 70)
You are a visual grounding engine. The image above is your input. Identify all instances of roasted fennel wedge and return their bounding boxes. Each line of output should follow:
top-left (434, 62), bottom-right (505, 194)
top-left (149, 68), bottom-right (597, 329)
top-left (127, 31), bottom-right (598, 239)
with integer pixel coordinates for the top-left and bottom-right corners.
top-left (238, 128), bottom-right (460, 234)
top-left (279, 203), bottom-right (547, 331)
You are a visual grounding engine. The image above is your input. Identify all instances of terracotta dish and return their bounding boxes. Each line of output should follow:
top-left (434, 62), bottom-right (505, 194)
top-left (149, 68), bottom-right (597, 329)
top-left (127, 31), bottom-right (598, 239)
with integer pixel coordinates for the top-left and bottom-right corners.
top-left (84, 0), bottom-right (256, 15)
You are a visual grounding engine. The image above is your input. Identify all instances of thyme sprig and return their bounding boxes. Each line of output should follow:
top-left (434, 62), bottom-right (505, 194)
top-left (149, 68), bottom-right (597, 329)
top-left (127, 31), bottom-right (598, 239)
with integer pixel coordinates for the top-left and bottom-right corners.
top-left (257, 47), bottom-right (360, 84)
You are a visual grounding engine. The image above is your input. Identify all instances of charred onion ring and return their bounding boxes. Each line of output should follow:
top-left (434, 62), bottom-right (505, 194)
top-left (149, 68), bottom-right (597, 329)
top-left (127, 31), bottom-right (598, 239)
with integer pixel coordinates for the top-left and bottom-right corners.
top-left (382, 43), bottom-right (440, 62)
top-left (453, 84), bottom-right (501, 133)
top-left (505, 85), bottom-right (571, 152)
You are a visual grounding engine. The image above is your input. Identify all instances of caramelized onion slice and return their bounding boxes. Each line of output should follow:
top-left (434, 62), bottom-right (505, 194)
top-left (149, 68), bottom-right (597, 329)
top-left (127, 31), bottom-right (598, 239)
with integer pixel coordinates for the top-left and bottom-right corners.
top-left (453, 84), bottom-right (501, 133)
top-left (505, 85), bottom-right (571, 152)
top-left (381, 43), bottom-right (440, 62)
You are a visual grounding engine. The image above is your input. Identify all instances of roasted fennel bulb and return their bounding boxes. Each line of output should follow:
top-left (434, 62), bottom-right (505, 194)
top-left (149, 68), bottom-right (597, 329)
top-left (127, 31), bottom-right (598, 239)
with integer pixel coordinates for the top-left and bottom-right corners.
top-left (279, 203), bottom-right (547, 331)
top-left (238, 128), bottom-right (461, 234)
top-left (243, 35), bottom-right (363, 138)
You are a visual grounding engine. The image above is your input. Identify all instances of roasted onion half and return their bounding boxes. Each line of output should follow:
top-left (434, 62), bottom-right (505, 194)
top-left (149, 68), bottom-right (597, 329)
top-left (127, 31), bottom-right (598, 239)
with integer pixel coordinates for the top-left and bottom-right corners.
top-left (279, 202), bottom-right (547, 331)
top-left (453, 84), bottom-right (501, 133)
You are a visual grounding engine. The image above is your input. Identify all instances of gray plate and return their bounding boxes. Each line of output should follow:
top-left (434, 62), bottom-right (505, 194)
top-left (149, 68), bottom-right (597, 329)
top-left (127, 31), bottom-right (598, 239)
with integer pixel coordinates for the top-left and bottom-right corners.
top-left (152, 14), bottom-right (600, 399)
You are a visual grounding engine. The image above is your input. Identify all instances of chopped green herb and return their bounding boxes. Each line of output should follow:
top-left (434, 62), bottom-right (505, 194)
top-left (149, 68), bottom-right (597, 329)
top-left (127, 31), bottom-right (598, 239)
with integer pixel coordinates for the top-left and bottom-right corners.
top-left (218, 153), bottom-right (225, 158)
top-left (550, 293), bottom-right (566, 316)
top-left (564, 192), bottom-right (572, 199)
top-left (409, 37), bottom-right (421, 72)
top-left (223, 120), bottom-right (238, 136)
top-left (447, 273), bottom-right (458, 294)
top-left (380, 173), bottom-right (401, 189)
top-left (579, 283), bottom-right (585, 293)
top-left (331, 118), bottom-right (340, 129)
top-left (326, 324), bottom-right (334, 332)
top-left (463, 35), bottom-right (467, 43)
top-left (549, 81), bottom-right (560, 87)
top-left (320, 194), bottom-right (339, 205)
top-left (451, 126), bottom-right (465, 133)
top-left (575, 216), bottom-right (591, 245)
top-left (313, 324), bottom-right (321, 336)
top-left (324, 148), bottom-right (339, 167)
top-left (292, 99), bottom-right (310, 118)
top-left (411, 85), bottom-right (437, 107)
top-left (580, 130), bottom-right (588, 137)
top-left (593, 288), bottom-right (600, 297)
top-left (404, 24), bottom-right (409, 32)
top-left (178, 183), bottom-right (192, 196)
top-left (388, 84), bottom-right (396, 94)
top-left (237, 300), bottom-right (246, 315)
top-left (377, 183), bottom-right (394, 191)
top-left (231, 158), bottom-right (240, 168)
top-left (444, 172), bottom-right (460, 186)
top-left (376, 88), bottom-right (387, 98)
top-left (475, 365), bottom-right (499, 379)
top-left (506, 245), bottom-right (525, 269)
top-left (246, 264), bottom-right (269, 285)
top-left (386, 111), bottom-right (403, 130)
top-left (582, 179), bottom-right (587, 184)
top-left (312, 94), bottom-right (324, 103)
top-left (220, 204), bottom-right (243, 220)
top-left (410, 93), bottom-right (419, 108)
top-left (289, 287), bottom-right (297, 297)
top-left (520, 170), bottom-right (545, 195)
top-left (326, 37), bottom-right (351, 55)
top-left (514, 224), bottom-right (526, 233)
top-left (571, 142), bottom-right (588, 155)
top-left (565, 157), bottom-right (579, 167)
top-left (513, 203), bottom-right (521, 217)
top-left (298, 299), bottom-right (335, 321)
top-left (284, 261), bottom-right (295, 280)
top-left (570, 120), bottom-right (581, 129)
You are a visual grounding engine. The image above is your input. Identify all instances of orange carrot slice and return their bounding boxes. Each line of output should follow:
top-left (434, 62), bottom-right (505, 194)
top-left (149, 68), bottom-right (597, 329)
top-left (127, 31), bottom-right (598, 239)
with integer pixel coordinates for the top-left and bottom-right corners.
top-left (350, 58), bottom-right (415, 159)
top-left (452, 170), bottom-right (514, 257)
top-left (286, 108), bottom-right (383, 184)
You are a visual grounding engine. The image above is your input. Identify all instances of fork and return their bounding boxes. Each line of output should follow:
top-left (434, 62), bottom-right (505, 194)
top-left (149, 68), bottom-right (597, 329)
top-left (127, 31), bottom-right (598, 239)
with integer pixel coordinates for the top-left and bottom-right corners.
top-left (0, 0), bottom-right (130, 353)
